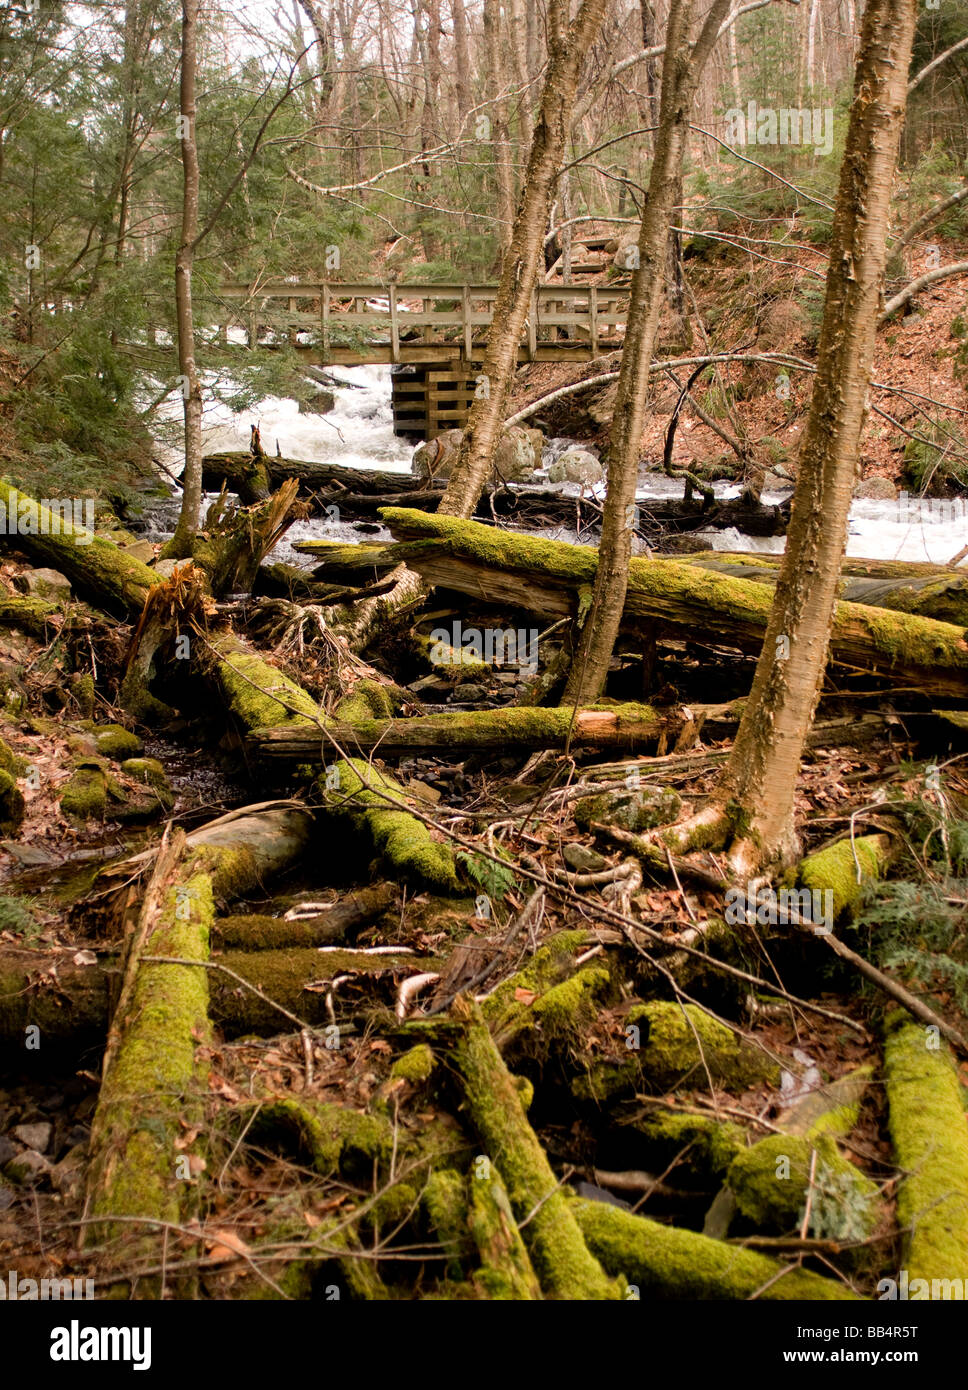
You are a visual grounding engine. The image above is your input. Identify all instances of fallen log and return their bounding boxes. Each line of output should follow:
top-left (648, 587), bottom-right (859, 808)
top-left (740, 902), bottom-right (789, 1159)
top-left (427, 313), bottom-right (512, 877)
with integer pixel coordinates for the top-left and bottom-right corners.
top-left (0, 480), bottom-right (158, 619)
top-left (250, 702), bottom-right (669, 763)
top-left (450, 994), bottom-right (620, 1299)
top-left (202, 451), bottom-right (425, 504)
top-left (676, 551), bottom-right (968, 627)
top-left (381, 509), bottom-right (968, 699)
top-left (574, 1198), bottom-right (859, 1299)
top-left (883, 1010), bottom-right (968, 1288)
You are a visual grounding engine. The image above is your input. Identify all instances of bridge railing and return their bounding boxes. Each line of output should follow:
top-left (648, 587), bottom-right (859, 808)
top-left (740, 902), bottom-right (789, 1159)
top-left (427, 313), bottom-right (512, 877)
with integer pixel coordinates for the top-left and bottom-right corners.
top-left (217, 281), bottom-right (629, 362)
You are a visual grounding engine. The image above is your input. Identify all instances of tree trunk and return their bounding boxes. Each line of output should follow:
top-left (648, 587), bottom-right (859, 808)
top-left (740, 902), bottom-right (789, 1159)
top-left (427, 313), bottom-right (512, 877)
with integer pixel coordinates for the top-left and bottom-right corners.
top-left (437, 0), bottom-right (609, 518)
top-left (699, 0), bottom-right (919, 871)
top-left (483, 0), bottom-right (515, 254)
top-left (564, 0), bottom-right (733, 704)
top-left (169, 0), bottom-right (203, 557)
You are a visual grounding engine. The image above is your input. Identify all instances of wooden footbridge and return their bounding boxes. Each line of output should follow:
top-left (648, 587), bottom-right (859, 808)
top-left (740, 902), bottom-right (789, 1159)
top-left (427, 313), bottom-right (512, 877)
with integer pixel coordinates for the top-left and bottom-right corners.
top-left (217, 280), bottom-right (629, 437)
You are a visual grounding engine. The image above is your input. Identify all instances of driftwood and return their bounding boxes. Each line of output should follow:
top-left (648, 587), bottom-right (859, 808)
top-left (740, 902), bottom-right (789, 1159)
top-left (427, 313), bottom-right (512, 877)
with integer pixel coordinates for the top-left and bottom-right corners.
top-left (380, 509), bottom-right (968, 699)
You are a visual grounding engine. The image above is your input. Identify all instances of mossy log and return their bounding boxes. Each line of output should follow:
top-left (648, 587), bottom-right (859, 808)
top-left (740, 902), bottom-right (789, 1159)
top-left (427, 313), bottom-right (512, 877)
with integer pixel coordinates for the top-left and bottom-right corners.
top-left (251, 702), bottom-right (667, 762)
top-left (208, 631), bottom-right (321, 732)
top-left (381, 509), bottom-right (968, 698)
top-left (797, 834), bottom-right (893, 921)
top-left (0, 480), bottom-right (158, 619)
top-left (320, 756), bottom-right (459, 891)
top-left (83, 833), bottom-right (213, 1281)
top-left (467, 1163), bottom-right (543, 1299)
top-left (202, 452), bottom-right (425, 502)
top-left (883, 1010), bottom-right (968, 1287)
top-left (0, 594), bottom-right (61, 637)
top-left (574, 1198), bottom-right (860, 1299)
top-left (451, 995), bottom-right (620, 1300)
top-left (674, 553), bottom-right (968, 627)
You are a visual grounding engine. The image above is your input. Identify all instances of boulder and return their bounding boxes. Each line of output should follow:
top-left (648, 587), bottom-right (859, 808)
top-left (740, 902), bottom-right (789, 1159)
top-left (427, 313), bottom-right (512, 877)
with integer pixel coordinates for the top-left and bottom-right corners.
top-left (413, 426), bottom-right (543, 486)
top-left (547, 447), bottom-right (604, 485)
top-left (16, 568), bottom-right (72, 602)
top-left (574, 785), bottom-right (682, 833)
top-left (853, 476), bottom-right (897, 501)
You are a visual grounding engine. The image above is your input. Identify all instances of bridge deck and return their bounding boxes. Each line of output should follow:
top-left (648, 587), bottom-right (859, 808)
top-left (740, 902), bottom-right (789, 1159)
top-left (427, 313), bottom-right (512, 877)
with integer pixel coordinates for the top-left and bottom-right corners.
top-left (217, 281), bottom-right (630, 365)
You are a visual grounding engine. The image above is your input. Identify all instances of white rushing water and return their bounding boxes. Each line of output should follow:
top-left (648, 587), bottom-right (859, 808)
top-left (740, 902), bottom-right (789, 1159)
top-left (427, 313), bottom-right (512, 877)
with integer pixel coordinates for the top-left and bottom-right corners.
top-left (146, 365), bottom-right (968, 568)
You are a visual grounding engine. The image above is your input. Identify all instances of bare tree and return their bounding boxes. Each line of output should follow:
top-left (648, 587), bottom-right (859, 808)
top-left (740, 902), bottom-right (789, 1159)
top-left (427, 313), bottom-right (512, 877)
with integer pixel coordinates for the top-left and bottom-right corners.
top-left (438, 0), bottom-right (610, 517)
top-left (565, 0), bottom-right (733, 703)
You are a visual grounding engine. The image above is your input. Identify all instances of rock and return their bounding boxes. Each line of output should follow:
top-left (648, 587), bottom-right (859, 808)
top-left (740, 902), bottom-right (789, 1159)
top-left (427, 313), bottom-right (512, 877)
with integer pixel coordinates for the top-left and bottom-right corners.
top-left (49, 1144), bottom-right (86, 1198)
top-left (853, 476), bottom-right (897, 500)
top-left (0, 1181), bottom-right (14, 1211)
top-left (4, 1149), bottom-right (51, 1185)
top-left (0, 842), bottom-right (54, 866)
top-left (413, 425), bottom-right (543, 486)
top-left (17, 568), bottom-right (72, 602)
top-left (547, 447), bottom-right (604, 485)
top-left (0, 1136), bottom-right (18, 1166)
top-left (12, 1121), bottom-right (51, 1153)
top-left (563, 843), bottom-right (608, 874)
top-left (450, 683), bottom-right (489, 703)
top-left (299, 388), bottom-right (335, 414)
top-left (152, 557), bottom-right (187, 579)
top-left (574, 785), bottom-right (682, 833)
top-left (120, 539), bottom-right (155, 564)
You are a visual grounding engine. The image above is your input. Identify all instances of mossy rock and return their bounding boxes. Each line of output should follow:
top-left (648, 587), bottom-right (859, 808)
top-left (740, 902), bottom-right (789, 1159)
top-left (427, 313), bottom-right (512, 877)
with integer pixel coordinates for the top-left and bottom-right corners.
top-left (120, 757), bottom-right (171, 796)
top-left (630, 1001), bottom-right (780, 1092)
top-left (480, 930), bottom-right (603, 1053)
top-left (0, 768), bottom-right (25, 834)
top-left (82, 722), bottom-right (143, 761)
top-left (59, 762), bottom-right (108, 821)
top-left (574, 785), bottom-right (682, 833)
top-left (0, 735), bottom-right (27, 778)
top-left (728, 1133), bottom-right (879, 1238)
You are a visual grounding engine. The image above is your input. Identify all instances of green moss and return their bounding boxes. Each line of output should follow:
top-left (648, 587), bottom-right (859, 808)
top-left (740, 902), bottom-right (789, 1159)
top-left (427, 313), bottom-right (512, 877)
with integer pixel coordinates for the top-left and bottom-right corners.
top-left (0, 735), bottom-right (27, 778)
top-left (0, 595), bottom-right (60, 636)
top-left (322, 757), bottom-right (458, 891)
top-left (468, 1165), bottom-right (542, 1299)
top-left (574, 1198), bottom-right (859, 1299)
top-left (798, 835), bottom-right (889, 920)
top-left (59, 762), bottom-right (108, 821)
top-left (119, 757), bottom-right (169, 792)
top-left (629, 1001), bottom-right (780, 1090)
top-left (391, 1043), bottom-right (435, 1084)
top-left (481, 929), bottom-right (593, 1049)
top-left (883, 1010), bottom-right (968, 1283)
top-left (335, 679), bottom-right (396, 723)
top-left (727, 1133), bottom-right (878, 1236)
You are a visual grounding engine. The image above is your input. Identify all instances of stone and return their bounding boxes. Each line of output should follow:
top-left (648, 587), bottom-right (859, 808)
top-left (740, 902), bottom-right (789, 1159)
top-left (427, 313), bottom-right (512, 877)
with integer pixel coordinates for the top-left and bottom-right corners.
top-left (451, 683), bottom-right (489, 703)
top-left (853, 476), bottom-right (897, 500)
top-left (88, 723), bottom-right (143, 760)
top-left (4, 1149), bottom-right (51, 1185)
top-left (120, 540), bottom-right (155, 564)
top-left (0, 1136), bottom-right (18, 1166)
top-left (18, 568), bottom-right (72, 602)
top-left (563, 843), bottom-right (608, 874)
top-left (120, 757), bottom-right (171, 794)
top-left (49, 1144), bottom-right (86, 1198)
top-left (547, 447), bottom-right (604, 486)
top-left (299, 388), bottom-right (335, 414)
top-left (12, 1121), bottom-right (51, 1153)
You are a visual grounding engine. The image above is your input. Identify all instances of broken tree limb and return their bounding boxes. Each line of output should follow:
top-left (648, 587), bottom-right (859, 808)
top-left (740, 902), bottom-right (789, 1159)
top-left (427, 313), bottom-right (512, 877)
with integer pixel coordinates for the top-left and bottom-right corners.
top-left (450, 994), bottom-right (621, 1299)
top-left (380, 509), bottom-right (968, 698)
